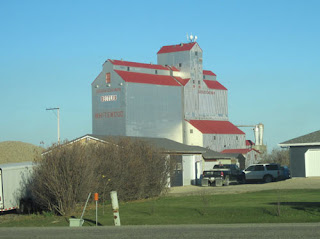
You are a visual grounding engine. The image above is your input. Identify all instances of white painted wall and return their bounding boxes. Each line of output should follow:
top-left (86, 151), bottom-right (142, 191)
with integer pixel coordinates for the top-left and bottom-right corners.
top-left (182, 155), bottom-right (203, 185)
top-left (305, 149), bottom-right (320, 177)
top-left (184, 121), bottom-right (203, 146)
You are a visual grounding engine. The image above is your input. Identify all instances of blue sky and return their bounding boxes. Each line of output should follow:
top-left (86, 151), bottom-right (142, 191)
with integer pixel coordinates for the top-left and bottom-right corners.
top-left (1, 0), bottom-right (319, 151)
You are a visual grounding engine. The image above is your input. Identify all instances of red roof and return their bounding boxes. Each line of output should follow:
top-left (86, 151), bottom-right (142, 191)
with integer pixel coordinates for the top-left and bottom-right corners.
top-left (157, 42), bottom-right (197, 54)
top-left (204, 80), bottom-right (227, 90)
top-left (221, 148), bottom-right (260, 154)
top-left (187, 120), bottom-right (245, 135)
top-left (109, 59), bottom-right (168, 70)
top-left (174, 77), bottom-right (190, 86)
top-left (114, 70), bottom-right (181, 86)
top-left (203, 70), bottom-right (216, 76)
top-left (246, 140), bottom-right (255, 146)
top-left (167, 66), bottom-right (180, 72)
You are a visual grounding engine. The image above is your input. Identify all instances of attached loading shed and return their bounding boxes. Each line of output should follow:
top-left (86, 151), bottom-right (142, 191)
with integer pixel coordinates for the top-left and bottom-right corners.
top-left (279, 130), bottom-right (320, 177)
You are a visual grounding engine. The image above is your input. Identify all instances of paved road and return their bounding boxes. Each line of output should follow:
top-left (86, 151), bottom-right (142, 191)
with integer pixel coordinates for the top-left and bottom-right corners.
top-left (1, 223), bottom-right (320, 239)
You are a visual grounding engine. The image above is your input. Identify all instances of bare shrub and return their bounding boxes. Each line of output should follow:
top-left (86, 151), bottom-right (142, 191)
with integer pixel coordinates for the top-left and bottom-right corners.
top-left (31, 142), bottom-right (100, 215)
top-left (94, 138), bottom-right (171, 201)
top-left (30, 138), bottom-right (171, 215)
top-left (259, 148), bottom-right (290, 166)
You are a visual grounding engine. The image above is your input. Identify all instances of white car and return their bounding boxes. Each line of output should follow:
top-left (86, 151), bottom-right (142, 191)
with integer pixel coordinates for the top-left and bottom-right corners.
top-left (244, 164), bottom-right (281, 183)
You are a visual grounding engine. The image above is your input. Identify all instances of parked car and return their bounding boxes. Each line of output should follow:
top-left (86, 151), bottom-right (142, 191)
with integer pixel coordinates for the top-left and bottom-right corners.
top-left (213, 164), bottom-right (245, 184)
top-left (243, 163), bottom-right (281, 183)
top-left (279, 166), bottom-right (291, 180)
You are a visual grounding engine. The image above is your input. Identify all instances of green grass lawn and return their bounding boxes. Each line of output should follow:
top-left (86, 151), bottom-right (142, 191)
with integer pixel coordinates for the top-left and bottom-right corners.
top-left (1, 189), bottom-right (320, 227)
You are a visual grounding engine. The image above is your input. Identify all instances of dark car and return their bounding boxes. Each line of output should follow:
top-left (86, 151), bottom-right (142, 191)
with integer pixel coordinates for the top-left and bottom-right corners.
top-left (279, 166), bottom-right (290, 180)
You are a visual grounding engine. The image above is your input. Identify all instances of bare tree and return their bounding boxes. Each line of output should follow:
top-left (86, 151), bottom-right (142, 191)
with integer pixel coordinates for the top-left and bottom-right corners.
top-left (30, 138), bottom-right (171, 215)
top-left (259, 148), bottom-right (290, 166)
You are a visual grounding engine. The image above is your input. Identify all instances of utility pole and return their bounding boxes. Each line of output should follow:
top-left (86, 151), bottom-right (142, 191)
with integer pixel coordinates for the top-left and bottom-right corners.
top-left (46, 107), bottom-right (60, 144)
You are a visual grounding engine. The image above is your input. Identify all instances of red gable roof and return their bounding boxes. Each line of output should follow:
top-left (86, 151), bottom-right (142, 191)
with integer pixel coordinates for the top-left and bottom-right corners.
top-left (157, 42), bottom-right (197, 54)
top-left (167, 66), bottom-right (180, 72)
top-left (173, 77), bottom-right (190, 86)
top-left (246, 140), bottom-right (255, 146)
top-left (188, 120), bottom-right (245, 135)
top-left (203, 80), bottom-right (227, 90)
top-left (114, 70), bottom-right (181, 86)
top-left (109, 59), bottom-right (168, 71)
top-left (203, 70), bottom-right (216, 76)
top-left (221, 148), bottom-right (260, 154)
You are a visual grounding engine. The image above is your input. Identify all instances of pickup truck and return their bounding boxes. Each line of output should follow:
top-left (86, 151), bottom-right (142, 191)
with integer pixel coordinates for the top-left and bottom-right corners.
top-left (243, 163), bottom-right (281, 183)
top-left (202, 170), bottom-right (227, 186)
top-left (213, 164), bottom-right (245, 185)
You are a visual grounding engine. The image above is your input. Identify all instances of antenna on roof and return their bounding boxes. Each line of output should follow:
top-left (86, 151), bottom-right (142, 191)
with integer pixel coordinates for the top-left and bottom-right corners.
top-left (187, 33), bottom-right (198, 42)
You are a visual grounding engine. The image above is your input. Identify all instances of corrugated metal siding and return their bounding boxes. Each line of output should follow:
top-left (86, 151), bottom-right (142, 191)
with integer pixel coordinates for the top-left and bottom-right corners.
top-left (125, 83), bottom-right (183, 143)
top-left (203, 134), bottom-right (246, 152)
top-left (198, 90), bottom-right (228, 120)
top-left (92, 62), bottom-right (126, 136)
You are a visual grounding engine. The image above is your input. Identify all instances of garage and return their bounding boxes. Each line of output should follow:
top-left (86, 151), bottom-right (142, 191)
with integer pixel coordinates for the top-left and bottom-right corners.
top-left (279, 130), bottom-right (320, 177)
top-left (305, 149), bottom-right (320, 177)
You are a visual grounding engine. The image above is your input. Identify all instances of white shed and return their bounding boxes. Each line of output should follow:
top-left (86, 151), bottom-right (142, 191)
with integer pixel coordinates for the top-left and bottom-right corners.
top-left (279, 130), bottom-right (320, 177)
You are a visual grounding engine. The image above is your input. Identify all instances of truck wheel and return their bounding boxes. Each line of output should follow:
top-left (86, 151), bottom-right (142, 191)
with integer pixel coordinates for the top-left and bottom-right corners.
top-left (263, 175), bottom-right (273, 183)
top-left (224, 177), bottom-right (230, 186)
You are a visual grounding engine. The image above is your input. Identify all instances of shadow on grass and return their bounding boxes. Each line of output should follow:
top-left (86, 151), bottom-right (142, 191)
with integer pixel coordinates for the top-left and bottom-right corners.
top-left (269, 202), bottom-right (320, 215)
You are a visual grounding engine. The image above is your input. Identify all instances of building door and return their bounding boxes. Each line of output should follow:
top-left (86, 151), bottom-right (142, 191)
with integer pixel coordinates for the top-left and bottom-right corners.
top-left (170, 155), bottom-right (183, 187)
top-left (305, 149), bottom-right (320, 177)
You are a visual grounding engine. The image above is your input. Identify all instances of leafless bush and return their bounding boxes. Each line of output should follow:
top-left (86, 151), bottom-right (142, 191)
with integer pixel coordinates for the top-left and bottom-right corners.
top-left (259, 148), bottom-right (290, 166)
top-left (30, 138), bottom-right (171, 215)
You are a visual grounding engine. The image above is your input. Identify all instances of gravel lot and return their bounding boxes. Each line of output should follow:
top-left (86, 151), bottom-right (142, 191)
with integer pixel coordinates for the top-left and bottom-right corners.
top-left (167, 177), bottom-right (320, 196)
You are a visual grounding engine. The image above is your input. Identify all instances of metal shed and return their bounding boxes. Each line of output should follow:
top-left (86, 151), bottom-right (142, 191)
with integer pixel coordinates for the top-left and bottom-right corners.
top-left (279, 130), bottom-right (320, 177)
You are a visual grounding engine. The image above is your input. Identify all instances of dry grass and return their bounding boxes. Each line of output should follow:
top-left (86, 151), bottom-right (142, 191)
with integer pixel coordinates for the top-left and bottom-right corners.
top-left (0, 141), bottom-right (44, 164)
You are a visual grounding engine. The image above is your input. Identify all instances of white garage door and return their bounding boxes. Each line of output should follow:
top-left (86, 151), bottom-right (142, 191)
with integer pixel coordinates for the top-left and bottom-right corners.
top-left (305, 149), bottom-right (320, 177)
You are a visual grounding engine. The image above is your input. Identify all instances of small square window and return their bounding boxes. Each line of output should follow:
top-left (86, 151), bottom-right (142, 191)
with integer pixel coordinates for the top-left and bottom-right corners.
top-left (179, 63), bottom-right (182, 67)
top-left (195, 51), bottom-right (198, 56)
top-left (127, 67), bottom-right (130, 71)
top-left (214, 136), bottom-right (216, 140)
top-left (190, 129), bottom-right (193, 134)
top-left (198, 80), bottom-right (200, 84)
top-left (236, 136), bottom-right (238, 140)
top-left (193, 80), bottom-right (195, 84)
top-left (203, 75), bottom-right (206, 79)
top-left (155, 70), bottom-right (158, 74)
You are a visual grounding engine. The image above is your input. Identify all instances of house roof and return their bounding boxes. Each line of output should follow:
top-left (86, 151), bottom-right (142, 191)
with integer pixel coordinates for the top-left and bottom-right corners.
top-left (203, 80), bottom-right (227, 90)
top-left (114, 70), bottom-right (181, 86)
top-left (109, 59), bottom-right (168, 71)
top-left (43, 134), bottom-right (236, 160)
top-left (202, 148), bottom-right (235, 160)
top-left (279, 130), bottom-right (320, 147)
top-left (173, 77), bottom-right (190, 86)
top-left (86, 134), bottom-right (208, 154)
top-left (221, 148), bottom-right (260, 154)
top-left (157, 42), bottom-right (197, 54)
top-left (203, 70), bottom-right (216, 76)
top-left (246, 140), bottom-right (255, 146)
top-left (187, 120), bottom-right (245, 135)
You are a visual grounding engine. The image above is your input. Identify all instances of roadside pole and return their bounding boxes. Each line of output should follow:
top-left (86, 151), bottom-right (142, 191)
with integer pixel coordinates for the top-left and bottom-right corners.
top-left (94, 193), bottom-right (99, 226)
top-left (110, 191), bottom-right (121, 226)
